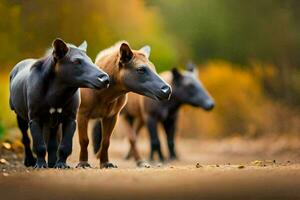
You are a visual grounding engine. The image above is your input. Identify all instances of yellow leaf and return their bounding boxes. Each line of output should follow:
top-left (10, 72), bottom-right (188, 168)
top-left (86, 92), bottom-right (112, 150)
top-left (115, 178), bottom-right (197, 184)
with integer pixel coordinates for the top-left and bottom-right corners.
top-left (2, 142), bottom-right (11, 150)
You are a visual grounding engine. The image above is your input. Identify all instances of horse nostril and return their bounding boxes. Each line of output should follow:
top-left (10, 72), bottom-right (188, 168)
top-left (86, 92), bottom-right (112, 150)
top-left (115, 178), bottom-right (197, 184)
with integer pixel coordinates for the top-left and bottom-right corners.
top-left (98, 74), bottom-right (110, 87)
top-left (161, 85), bottom-right (171, 94)
top-left (205, 100), bottom-right (215, 110)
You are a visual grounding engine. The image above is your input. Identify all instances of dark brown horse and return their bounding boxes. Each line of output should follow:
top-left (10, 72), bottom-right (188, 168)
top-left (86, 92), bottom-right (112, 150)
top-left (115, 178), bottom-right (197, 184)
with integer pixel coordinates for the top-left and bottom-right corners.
top-left (115, 64), bottom-right (214, 167)
top-left (77, 41), bottom-right (171, 169)
top-left (9, 39), bottom-right (109, 168)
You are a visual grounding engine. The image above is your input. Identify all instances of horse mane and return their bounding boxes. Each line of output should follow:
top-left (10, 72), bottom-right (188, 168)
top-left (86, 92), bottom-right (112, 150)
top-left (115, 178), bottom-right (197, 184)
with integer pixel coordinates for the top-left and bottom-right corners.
top-left (95, 40), bottom-right (128, 63)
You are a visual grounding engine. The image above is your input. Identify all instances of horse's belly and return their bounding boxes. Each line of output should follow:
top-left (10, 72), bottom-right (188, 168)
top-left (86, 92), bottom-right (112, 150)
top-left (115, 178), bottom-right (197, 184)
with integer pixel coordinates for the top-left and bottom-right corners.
top-left (90, 105), bottom-right (116, 119)
top-left (90, 100), bottom-right (125, 119)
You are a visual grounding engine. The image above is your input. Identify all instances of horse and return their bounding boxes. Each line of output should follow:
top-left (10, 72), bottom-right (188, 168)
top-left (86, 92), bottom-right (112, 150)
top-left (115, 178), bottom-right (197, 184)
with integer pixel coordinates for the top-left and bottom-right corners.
top-left (9, 38), bottom-right (110, 168)
top-left (76, 41), bottom-right (171, 169)
top-left (114, 63), bottom-right (214, 166)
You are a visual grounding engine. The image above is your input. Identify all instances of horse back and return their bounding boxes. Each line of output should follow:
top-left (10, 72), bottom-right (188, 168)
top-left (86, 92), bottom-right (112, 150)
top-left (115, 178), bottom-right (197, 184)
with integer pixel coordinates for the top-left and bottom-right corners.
top-left (9, 59), bottom-right (36, 116)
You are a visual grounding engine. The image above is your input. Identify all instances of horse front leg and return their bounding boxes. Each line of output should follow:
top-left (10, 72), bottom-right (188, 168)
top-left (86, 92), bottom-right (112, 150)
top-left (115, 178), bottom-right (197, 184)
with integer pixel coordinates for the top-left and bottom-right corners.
top-left (29, 119), bottom-right (47, 168)
top-left (47, 126), bottom-right (59, 168)
top-left (147, 117), bottom-right (164, 162)
top-left (163, 116), bottom-right (178, 160)
top-left (99, 115), bottom-right (118, 169)
top-left (17, 116), bottom-right (36, 167)
top-left (55, 117), bottom-right (76, 168)
top-left (124, 117), bottom-right (149, 167)
top-left (76, 114), bottom-right (91, 168)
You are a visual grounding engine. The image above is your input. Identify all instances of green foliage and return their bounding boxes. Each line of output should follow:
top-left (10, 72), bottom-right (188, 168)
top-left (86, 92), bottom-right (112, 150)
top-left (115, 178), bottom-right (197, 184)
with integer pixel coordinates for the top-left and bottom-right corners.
top-left (148, 0), bottom-right (300, 65)
top-left (1, 0), bottom-right (300, 138)
top-left (0, 121), bottom-right (4, 139)
top-left (148, 0), bottom-right (300, 106)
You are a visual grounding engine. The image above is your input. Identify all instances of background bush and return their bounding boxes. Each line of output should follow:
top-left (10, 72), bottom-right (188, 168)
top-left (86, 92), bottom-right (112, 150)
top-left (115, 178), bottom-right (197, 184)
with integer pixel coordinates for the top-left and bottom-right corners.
top-left (1, 0), bottom-right (300, 138)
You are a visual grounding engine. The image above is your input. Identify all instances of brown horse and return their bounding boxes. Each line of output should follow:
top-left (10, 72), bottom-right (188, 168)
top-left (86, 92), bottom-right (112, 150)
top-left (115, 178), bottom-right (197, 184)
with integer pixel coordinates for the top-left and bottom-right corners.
top-left (77, 41), bottom-right (171, 168)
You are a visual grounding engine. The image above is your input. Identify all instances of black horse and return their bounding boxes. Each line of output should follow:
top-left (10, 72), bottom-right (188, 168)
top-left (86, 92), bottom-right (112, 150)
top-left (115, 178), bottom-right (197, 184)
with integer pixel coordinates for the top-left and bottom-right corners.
top-left (119, 63), bottom-right (214, 165)
top-left (9, 38), bottom-right (110, 168)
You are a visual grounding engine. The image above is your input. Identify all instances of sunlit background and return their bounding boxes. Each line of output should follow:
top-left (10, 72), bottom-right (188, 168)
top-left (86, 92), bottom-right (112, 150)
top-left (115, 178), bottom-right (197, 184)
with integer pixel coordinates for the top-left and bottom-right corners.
top-left (1, 0), bottom-right (300, 140)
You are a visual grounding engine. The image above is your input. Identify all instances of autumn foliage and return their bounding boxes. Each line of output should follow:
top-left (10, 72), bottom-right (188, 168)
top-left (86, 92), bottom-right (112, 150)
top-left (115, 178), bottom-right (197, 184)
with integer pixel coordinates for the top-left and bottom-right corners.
top-left (1, 0), bottom-right (300, 138)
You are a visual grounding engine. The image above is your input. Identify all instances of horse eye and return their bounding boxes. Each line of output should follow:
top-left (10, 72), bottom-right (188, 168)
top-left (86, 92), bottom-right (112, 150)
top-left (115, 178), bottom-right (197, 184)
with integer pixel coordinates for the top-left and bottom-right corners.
top-left (73, 59), bottom-right (81, 65)
top-left (136, 66), bottom-right (146, 74)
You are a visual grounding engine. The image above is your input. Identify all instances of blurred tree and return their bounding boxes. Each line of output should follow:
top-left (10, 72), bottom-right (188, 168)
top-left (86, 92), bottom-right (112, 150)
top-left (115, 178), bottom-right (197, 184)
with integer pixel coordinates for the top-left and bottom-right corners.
top-left (1, 0), bottom-right (300, 137)
top-left (0, 0), bottom-right (177, 70)
top-left (0, 0), bottom-right (21, 66)
top-left (147, 0), bottom-right (300, 106)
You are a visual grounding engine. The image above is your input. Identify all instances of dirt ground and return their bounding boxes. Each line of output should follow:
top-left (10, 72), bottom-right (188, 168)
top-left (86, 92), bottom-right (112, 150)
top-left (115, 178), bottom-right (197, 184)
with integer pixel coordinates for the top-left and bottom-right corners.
top-left (1, 135), bottom-right (300, 200)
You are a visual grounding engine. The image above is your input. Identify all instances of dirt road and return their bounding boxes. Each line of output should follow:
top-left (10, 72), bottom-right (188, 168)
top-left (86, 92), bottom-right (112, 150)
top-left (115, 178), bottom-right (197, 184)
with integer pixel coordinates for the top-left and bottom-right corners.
top-left (1, 137), bottom-right (300, 200)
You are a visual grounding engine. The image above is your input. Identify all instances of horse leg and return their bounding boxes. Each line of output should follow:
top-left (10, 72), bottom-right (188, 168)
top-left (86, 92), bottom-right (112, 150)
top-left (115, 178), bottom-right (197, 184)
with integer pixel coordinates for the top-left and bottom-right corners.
top-left (16, 116), bottom-right (36, 167)
top-left (147, 117), bottom-right (164, 162)
top-left (29, 119), bottom-right (47, 168)
top-left (125, 118), bottom-right (149, 167)
top-left (55, 117), bottom-right (76, 168)
top-left (99, 115), bottom-right (118, 169)
top-left (76, 114), bottom-right (91, 168)
top-left (47, 126), bottom-right (59, 168)
top-left (163, 116), bottom-right (178, 160)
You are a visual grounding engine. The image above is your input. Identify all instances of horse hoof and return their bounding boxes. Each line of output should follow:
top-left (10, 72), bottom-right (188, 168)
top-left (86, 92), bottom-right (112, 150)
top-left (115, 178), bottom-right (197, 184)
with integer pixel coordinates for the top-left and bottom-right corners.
top-left (24, 157), bottom-right (36, 167)
top-left (76, 162), bottom-right (92, 169)
top-left (33, 161), bottom-right (47, 169)
top-left (169, 155), bottom-right (178, 161)
top-left (54, 162), bottom-right (71, 169)
top-left (137, 160), bottom-right (151, 168)
top-left (100, 162), bottom-right (118, 169)
top-left (48, 162), bottom-right (56, 168)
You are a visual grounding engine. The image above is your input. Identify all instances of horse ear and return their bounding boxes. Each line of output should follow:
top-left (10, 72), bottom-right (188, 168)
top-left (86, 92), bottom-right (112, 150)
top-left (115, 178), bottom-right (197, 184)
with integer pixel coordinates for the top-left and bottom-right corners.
top-left (186, 61), bottom-right (196, 72)
top-left (78, 41), bottom-right (88, 52)
top-left (120, 43), bottom-right (133, 63)
top-left (172, 68), bottom-right (182, 82)
top-left (139, 45), bottom-right (151, 59)
top-left (52, 38), bottom-right (69, 60)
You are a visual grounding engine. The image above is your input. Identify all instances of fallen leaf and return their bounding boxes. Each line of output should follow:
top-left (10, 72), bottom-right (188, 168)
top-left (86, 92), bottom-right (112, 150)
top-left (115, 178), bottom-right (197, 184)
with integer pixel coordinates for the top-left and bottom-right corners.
top-left (0, 158), bottom-right (9, 165)
top-left (2, 142), bottom-right (12, 150)
top-left (2, 173), bottom-right (9, 177)
top-left (196, 163), bottom-right (202, 168)
top-left (251, 160), bottom-right (263, 166)
top-left (238, 165), bottom-right (245, 169)
top-left (265, 160), bottom-right (275, 164)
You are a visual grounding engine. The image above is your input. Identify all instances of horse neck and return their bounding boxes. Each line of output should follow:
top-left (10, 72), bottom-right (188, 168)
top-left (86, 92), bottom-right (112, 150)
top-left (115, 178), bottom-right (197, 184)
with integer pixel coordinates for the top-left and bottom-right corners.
top-left (40, 56), bottom-right (78, 102)
top-left (96, 55), bottom-right (128, 102)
